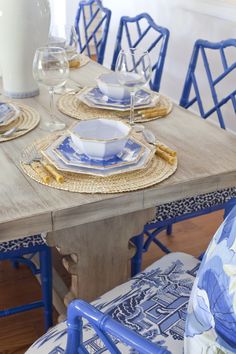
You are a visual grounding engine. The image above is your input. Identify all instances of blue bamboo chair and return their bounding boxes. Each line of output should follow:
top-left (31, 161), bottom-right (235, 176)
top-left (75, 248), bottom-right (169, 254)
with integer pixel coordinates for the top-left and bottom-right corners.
top-left (74, 0), bottom-right (111, 65)
top-left (111, 13), bottom-right (170, 92)
top-left (0, 234), bottom-right (52, 330)
top-left (26, 202), bottom-right (236, 353)
top-left (131, 38), bottom-right (236, 275)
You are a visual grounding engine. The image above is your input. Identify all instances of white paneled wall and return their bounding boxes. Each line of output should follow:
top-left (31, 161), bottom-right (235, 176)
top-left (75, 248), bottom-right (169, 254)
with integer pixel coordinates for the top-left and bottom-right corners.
top-left (64, 0), bottom-right (236, 130)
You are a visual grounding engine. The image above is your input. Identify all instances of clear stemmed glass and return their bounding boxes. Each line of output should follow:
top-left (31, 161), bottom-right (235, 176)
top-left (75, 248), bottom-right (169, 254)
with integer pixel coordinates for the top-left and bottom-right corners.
top-left (115, 48), bottom-right (152, 126)
top-left (33, 46), bottom-right (69, 132)
top-left (49, 25), bottom-right (79, 93)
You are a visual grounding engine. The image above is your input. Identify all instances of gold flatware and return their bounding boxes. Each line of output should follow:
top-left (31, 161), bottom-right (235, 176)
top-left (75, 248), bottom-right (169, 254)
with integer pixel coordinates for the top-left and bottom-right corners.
top-left (30, 161), bottom-right (51, 183)
top-left (137, 107), bottom-right (168, 115)
top-left (22, 145), bottom-right (64, 184)
top-left (118, 107), bottom-right (168, 120)
top-left (142, 128), bottom-right (177, 165)
top-left (156, 148), bottom-right (176, 165)
top-left (158, 143), bottom-right (176, 157)
top-left (69, 59), bottom-right (80, 69)
top-left (42, 162), bottom-right (64, 183)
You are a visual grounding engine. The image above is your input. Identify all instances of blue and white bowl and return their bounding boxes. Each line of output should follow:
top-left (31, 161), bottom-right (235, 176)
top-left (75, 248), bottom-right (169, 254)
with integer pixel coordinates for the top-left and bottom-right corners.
top-left (69, 119), bottom-right (131, 160)
top-left (96, 72), bottom-right (130, 101)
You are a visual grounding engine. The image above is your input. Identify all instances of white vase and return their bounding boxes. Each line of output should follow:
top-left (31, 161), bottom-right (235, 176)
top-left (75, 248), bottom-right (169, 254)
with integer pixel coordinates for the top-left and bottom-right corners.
top-left (0, 0), bottom-right (51, 98)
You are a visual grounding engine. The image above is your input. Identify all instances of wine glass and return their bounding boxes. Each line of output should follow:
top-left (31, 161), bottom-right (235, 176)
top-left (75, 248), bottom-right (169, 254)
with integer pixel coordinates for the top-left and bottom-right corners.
top-left (49, 25), bottom-right (79, 93)
top-left (115, 48), bottom-right (152, 127)
top-left (33, 46), bottom-right (69, 132)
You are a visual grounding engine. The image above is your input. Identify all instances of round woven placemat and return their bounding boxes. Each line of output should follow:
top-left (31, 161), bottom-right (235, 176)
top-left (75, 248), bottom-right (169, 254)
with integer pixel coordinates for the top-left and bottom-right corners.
top-left (57, 90), bottom-right (173, 123)
top-left (0, 103), bottom-right (40, 143)
top-left (20, 134), bottom-right (177, 194)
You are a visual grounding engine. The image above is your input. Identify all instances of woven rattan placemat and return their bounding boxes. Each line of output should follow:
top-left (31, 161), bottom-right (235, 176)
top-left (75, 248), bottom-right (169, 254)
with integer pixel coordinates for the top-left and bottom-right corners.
top-left (57, 90), bottom-right (173, 123)
top-left (0, 103), bottom-right (40, 143)
top-left (20, 133), bottom-right (177, 194)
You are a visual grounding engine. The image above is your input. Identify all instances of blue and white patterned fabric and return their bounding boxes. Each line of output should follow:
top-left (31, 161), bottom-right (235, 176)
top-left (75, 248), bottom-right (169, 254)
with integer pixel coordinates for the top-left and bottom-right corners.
top-left (185, 205), bottom-right (236, 353)
top-left (0, 234), bottom-right (46, 253)
top-left (26, 252), bottom-right (200, 353)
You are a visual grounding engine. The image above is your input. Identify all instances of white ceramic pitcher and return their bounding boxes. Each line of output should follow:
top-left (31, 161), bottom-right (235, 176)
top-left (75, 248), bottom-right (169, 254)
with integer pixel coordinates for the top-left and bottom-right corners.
top-left (0, 0), bottom-right (51, 98)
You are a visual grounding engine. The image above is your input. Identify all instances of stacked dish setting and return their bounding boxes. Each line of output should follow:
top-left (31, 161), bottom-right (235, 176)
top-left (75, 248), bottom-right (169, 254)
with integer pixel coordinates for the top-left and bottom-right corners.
top-left (41, 118), bottom-right (155, 177)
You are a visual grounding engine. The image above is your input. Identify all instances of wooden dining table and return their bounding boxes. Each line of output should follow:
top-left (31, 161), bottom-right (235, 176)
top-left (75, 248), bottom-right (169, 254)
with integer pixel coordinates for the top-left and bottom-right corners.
top-left (1, 58), bottom-right (236, 317)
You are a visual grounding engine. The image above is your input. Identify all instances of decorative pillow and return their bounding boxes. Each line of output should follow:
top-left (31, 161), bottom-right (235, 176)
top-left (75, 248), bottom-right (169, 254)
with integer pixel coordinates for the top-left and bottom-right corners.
top-left (185, 205), bottom-right (236, 353)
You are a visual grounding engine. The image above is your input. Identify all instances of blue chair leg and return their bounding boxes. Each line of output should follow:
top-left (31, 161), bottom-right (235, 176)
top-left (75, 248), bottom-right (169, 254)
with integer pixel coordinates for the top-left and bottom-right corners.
top-left (166, 224), bottom-right (173, 236)
top-left (131, 233), bottom-right (144, 276)
top-left (39, 247), bottom-right (53, 330)
top-left (11, 260), bottom-right (20, 269)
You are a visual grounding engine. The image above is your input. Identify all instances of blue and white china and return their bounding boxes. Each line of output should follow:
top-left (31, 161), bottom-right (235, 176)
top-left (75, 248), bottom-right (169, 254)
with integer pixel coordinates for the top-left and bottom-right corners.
top-left (41, 138), bottom-right (155, 177)
top-left (96, 72), bottom-right (130, 101)
top-left (77, 87), bottom-right (159, 112)
top-left (69, 119), bottom-right (131, 160)
top-left (0, 103), bottom-right (20, 126)
top-left (53, 135), bottom-right (144, 170)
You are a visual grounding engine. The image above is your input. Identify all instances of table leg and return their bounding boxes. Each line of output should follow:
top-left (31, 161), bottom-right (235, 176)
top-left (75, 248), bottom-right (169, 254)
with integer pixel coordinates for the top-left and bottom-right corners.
top-left (46, 208), bottom-right (154, 315)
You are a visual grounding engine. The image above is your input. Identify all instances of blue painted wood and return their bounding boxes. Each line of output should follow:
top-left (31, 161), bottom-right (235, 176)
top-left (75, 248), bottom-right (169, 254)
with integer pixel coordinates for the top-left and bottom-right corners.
top-left (131, 39), bottom-right (236, 276)
top-left (74, 0), bottom-right (111, 65)
top-left (65, 299), bottom-right (170, 354)
top-left (111, 13), bottom-right (169, 92)
top-left (0, 240), bottom-right (52, 330)
top-left (180, 38), bottom-right (236, 129)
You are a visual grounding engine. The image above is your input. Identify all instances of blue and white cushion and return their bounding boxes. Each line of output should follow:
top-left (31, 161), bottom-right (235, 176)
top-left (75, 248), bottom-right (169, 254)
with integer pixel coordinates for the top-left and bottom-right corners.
top-left (26, 252), bottom-right (200, 353)
top-left (0, 234), bottom-right (46, 254)
top-left (151, 187), bottom-right (236, 223)
top-left (185, 205), bottom-right (236, 353)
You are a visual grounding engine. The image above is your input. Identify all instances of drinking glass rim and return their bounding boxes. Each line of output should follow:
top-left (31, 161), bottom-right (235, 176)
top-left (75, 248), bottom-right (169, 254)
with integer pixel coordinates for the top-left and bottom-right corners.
top-left (119, 48), bottom-right (149, 56)
top-left (35, 46), bottom-right (67, 54)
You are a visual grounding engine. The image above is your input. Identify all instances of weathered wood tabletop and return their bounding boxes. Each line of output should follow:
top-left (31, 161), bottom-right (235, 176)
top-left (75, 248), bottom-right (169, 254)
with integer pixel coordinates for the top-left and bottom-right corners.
top-left (1, 59), bottom-right (236, 308)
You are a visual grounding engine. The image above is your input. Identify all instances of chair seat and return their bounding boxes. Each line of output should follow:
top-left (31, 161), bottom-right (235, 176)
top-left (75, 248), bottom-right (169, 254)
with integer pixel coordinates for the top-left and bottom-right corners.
top-left (151, 187), bottom-right (236, 224)
top-left (0, 234), bottom-right (46, 253)
top-left (26, 252), bottom-right (200, 353)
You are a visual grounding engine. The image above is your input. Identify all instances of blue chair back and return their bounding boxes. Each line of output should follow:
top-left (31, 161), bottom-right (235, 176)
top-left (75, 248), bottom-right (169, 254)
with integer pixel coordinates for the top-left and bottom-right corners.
top-left (65, 299), bottom-right (168, 354)
top-left (111, 13), bottom-right (170, 92)
top-left (180, 39), bottom-right (236, 129)
top-left (74, 0), bottom-right (111, 65)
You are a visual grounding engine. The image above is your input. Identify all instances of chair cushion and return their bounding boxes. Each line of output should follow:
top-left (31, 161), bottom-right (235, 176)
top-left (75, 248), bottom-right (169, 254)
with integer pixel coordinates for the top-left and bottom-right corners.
top-left (26, 252), bottom-right (200, 353)
top-left (151, 187), bottom-right (236, 223)
top-left (185, 205), bottom-right (236, 353)
top-left (0, 234), bottom-right (46, 253)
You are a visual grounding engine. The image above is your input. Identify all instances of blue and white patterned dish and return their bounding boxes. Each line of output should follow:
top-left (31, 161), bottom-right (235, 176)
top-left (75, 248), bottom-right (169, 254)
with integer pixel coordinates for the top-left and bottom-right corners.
top-left (77, 87), bottom-right (160, 112)
top-left (87, 87), bottom-right (150, 106)
top-left (41, 137), bottom-right (155, 177)
top-left (52, 134), bottom-right (144, 170)
top-left (0, 102), bottom-right (21, 126)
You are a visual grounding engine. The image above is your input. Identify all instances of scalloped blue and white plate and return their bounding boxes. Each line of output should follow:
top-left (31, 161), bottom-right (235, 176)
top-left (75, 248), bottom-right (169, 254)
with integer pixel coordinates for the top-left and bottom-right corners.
top-left (76, 87), bottom-right (160, 112)
top-left (86, 87), bottom-right (151, 106)
top-left (41, 137), bottom-right (155, 177)
top-left (50, 134), bottom-right (145, 170)
top-left (0, 102), bottom-right (21, 126)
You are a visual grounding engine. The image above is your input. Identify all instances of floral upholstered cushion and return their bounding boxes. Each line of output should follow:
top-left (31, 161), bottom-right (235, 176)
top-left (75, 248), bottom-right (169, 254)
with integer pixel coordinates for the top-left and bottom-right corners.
top-left (0, 234), bottom-right (46, 253)
top-left (26, 252), bottom-right (200, 353)
top-left (185, 205), bottom-right (236, 353)
top-left (151, 187), bottom-right (236, 223)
